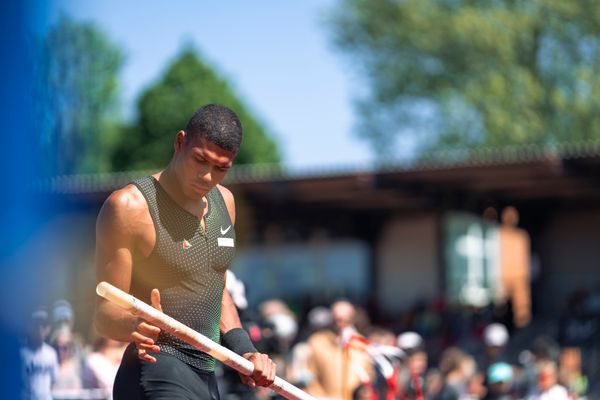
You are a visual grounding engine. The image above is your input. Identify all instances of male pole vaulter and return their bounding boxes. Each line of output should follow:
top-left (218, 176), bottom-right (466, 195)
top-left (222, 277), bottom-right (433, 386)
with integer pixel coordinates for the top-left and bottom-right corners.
top-left (95, 104), bottom-right (276, 399)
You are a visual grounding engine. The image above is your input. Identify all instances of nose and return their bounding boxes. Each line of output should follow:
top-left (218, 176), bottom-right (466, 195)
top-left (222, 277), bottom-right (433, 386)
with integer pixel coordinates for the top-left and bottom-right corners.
top-left (198, 168), bottom-right (212, 183)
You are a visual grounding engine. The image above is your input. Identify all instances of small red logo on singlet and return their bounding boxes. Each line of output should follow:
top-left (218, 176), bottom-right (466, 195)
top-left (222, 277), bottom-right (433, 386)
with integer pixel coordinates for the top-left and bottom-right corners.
top-left (182, 239), bottom-right (192, 249)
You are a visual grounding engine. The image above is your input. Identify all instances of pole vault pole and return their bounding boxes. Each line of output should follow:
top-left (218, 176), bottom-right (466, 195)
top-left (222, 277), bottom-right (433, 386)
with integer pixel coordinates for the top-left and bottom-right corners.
top-left (96, 282), bottom-right (316, 400)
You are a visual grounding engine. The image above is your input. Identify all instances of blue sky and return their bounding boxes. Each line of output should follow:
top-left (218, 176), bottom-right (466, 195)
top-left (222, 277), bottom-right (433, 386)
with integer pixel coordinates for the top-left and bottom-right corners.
top-left (45, 0), bottom-right (374, 169)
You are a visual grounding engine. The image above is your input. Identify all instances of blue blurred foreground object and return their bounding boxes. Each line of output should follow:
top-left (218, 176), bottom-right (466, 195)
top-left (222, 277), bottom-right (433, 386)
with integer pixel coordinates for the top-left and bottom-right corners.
top-left (0, 1), bottom-right (49, 398)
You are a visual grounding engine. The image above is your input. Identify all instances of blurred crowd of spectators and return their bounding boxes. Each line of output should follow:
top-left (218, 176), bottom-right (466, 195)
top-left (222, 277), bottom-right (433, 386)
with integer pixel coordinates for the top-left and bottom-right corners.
top-left (221, 273), bottom-right (599, 400)
top-left (237, 302), bottom-right (590, 400)
top-left (20, 299), bottom-right (126, 400)
top-left (20, 275), bottom-right (600, 400)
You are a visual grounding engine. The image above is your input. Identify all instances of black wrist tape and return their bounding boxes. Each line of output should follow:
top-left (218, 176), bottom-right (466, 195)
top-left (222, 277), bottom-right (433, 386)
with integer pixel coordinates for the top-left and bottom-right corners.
top-left (221, 328), bottom-right (257, 356)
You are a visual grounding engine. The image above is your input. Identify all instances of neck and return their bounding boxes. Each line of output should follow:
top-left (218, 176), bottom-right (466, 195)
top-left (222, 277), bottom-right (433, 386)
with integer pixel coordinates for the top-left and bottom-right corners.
top-left (157, 163), bottom-right (206, 217)
top-left (158, 163), bottom-right (184, 200)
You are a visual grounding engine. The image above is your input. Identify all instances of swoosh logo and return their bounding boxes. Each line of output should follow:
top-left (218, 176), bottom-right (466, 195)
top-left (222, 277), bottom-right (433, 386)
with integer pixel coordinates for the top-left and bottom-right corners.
top-left (220, 225), bottom-right (232, 235)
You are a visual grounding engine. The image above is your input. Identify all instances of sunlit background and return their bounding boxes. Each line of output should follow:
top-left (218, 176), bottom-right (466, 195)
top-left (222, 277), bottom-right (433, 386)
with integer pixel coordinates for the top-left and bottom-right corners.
top-left (3, 0), bottom-right (600, 398)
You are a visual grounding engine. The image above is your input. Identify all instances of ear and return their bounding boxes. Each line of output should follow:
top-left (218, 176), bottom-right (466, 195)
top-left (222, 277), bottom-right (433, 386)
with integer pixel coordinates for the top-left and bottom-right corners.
top-left (174, 130), bottom-right (186, 152)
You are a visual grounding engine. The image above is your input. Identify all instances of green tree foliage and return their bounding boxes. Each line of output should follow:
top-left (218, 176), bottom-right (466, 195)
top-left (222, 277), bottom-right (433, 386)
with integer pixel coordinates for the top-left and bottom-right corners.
top-left (327, 0), bottom-right (600, 156)
top-left (112, 48), bottom-right (280, 170)
top-left (36, 15), bottom-right (123, 175)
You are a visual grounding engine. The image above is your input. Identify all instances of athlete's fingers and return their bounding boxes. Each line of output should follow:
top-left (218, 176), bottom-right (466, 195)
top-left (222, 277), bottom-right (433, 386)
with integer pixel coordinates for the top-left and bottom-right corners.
top-left (248, 353), bottom-right (275, 387)
top-left (248, 353), bottom-right (263, 383)
top-left (260, 354), bottom-right (271, 385)
top-left (243, 353), bottom-right (263, 386)
top-left (264, 356), bottom-right (276, 386)
top-left (130, 330), bottom-right (152, 344)
top-left (239, 374), bottom-right (256, 388)
top-left (132, 328), bottom-right (160, 363)
top-left (136, 321), bottom-right (161, 340)
top-left (137, 321), bottom-right (160, 334)
top-left (130, 330), bottom-right (160, 352)
top-left (137, 341), bottom-right (161, 353)
top-left (137, 348), bottom-right (157, 363)
top-left (131, 319), bottom-right (161, 364)
top-left (267, 358), bottom-right (276, 385)
top-left (150, 288), bottom-right (163, 312)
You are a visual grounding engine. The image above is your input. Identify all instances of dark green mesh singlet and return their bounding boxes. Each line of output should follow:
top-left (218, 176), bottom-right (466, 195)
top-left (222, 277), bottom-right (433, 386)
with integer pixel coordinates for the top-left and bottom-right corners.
top-left (131, 176), bottom-right (236, 372)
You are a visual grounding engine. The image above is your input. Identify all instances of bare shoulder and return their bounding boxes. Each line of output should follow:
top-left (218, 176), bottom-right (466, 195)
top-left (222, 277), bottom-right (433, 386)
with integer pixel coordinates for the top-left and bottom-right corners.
top-left (216, 184), bottom-right (236, 224)
top-left (97, 184), bottom-right (149, 234)
top-left (216, 184), bottom-right (234, 203)
top-left (101, 184), bottom-right (146, 215)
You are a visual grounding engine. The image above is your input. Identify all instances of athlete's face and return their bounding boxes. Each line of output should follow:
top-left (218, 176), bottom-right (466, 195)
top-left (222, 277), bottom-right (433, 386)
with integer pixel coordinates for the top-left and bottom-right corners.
top-left (174, 131), bottom-right (236, 199)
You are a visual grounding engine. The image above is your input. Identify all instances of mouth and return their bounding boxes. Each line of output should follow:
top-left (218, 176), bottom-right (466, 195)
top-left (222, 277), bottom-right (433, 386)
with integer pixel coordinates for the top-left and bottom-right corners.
top-left (191, 183), bottom-right (210, 193)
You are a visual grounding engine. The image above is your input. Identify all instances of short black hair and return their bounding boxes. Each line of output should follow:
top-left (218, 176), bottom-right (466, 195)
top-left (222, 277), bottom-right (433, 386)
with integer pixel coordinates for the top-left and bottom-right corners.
top-left (184, 104), bottom-right (243, 153)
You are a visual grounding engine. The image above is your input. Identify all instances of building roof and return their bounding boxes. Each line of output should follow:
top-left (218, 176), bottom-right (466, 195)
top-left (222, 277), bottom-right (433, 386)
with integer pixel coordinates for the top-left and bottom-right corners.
top-left (37, 141), bottom-right (600, 217)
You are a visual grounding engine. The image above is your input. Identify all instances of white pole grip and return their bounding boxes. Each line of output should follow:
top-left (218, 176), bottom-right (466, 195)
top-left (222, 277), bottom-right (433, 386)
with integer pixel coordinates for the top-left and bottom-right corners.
top-left (96, 282), bottom-right (316, 400)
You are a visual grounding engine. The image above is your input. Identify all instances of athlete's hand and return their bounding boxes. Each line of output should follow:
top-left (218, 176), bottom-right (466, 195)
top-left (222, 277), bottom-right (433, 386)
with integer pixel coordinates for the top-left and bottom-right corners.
top-left (240, 352), bottom-right (276, 388)
top-left (131, 288), bottom-right (163, 363)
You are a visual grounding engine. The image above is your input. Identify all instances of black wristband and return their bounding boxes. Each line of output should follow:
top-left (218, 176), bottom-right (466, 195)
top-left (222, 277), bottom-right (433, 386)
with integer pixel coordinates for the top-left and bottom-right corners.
top-left (221, 328), bottom-right (258, 356)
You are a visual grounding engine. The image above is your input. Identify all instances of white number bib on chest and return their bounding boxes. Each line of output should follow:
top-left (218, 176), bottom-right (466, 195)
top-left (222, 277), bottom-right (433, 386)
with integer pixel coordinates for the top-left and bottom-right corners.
top-left (217, 237), bottom-right (234, 247)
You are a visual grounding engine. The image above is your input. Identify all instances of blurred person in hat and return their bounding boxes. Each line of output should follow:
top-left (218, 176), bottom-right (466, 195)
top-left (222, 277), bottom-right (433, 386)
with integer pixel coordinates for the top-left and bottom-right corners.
top-left (20, 308), bottom-right (59, 400)
top-left (475, 323), bottom-right (510, 374)
top-left (484, 362), bottom-right (514, 400)
top-left (49, 299), bottom-right (85, 363)
top-left (396, 331), bottom-right (428, 400)
top-left (483, 323), bottom-right (509, 351)
top-left (48, 299), bottom-right (87, 394)
top-left (51, 299), bottom-right (74, 331)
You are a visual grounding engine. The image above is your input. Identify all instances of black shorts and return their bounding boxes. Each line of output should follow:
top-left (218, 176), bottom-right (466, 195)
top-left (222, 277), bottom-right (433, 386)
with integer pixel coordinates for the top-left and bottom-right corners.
top-left (114, 343), bottom-right (220, 400)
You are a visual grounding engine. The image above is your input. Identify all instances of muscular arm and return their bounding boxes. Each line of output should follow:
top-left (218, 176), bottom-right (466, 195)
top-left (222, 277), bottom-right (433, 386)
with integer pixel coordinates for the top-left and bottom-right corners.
top-left (217, 185), bottom-right (276, 387)
top-left (217, 184), bottom-right (242, 335)
top-left (94, 189), bottom-right (138, 341)
top-left (94, 187), bottom-right (160, 350)
top-left (220, 282), bottom-right (244, 334)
